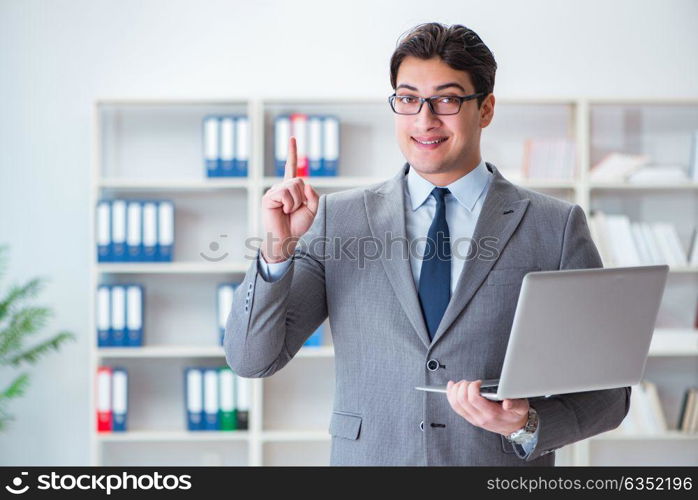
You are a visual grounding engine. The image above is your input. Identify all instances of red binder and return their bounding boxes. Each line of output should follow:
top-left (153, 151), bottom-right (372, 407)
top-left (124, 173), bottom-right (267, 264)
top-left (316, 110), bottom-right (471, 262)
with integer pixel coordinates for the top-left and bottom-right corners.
top-left (290, 113), bottom-right (309, 177)
top-left (96, 366), bottom-right (113, 432)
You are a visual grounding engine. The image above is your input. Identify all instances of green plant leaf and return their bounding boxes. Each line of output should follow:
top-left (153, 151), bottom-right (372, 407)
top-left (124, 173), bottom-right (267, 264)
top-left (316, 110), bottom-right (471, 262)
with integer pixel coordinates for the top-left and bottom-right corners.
top-left (9, 331), bottom-right (75, 366)
top-left (0, 246), bottom-right (75, 434)
top-left (0, 306), bottom-right (53, 362)
top-left (0, 278), bottom-right (46, 322)
top-left (0, 372), bottom-right (30, 400)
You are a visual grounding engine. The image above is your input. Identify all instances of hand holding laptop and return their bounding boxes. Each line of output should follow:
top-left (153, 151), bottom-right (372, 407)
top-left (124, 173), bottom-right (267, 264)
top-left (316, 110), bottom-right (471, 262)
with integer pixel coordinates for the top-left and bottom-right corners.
top-left (445, 379), bottom-right (529, 436)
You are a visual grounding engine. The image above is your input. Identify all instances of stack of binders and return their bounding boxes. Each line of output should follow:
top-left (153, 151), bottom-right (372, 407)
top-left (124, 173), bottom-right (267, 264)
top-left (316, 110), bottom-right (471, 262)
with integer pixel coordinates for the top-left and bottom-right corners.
top-left (274, 113), bottom-right (339, 177)
top-left (97, 199), bottom-right (174, 262)
top-left (202, 115), bottom-right (249, 177)
top-left (96, 284), bottom-right (144, 347)
top-left (217, 283), bottom-right (239, 346)
top-left (185, 367), bottom-right (249, 431)
top-left (96, 366), bottom-right (128, 432)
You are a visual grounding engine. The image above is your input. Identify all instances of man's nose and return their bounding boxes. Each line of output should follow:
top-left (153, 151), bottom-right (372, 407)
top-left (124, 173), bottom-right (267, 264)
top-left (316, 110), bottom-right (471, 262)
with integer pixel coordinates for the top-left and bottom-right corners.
top-left (415, 100), bottom-right (442, 128)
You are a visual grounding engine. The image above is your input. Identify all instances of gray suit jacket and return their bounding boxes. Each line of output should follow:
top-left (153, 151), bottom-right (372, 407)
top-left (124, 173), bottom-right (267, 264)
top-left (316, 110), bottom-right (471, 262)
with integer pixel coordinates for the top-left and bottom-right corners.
top-left (225, 162), bottom-right (631, 466)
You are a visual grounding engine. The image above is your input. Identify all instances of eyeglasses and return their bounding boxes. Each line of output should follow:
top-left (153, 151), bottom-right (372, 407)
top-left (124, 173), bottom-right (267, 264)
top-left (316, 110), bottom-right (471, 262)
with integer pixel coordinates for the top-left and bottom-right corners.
top-left (388, 92), bottom-right (485, 115)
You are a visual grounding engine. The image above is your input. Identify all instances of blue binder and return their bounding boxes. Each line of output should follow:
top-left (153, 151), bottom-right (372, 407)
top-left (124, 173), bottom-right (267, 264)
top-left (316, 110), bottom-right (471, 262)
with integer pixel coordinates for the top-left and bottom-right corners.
top-left (112, 367), bottom-right (128, 431)
top-left (157, 201), bottom-right (174, 262)
top-left (274, 114), bottom-right (291, 176)
top-left (322, 115), bottom-right (340, 176)
top-left (203, 116), bottom-right (221, 178)
top-left (97, 200), bottom-right (112, 262)
top-left (141, 201), bottom-right (158, 262)
top-left (219, 116), bottom-right (235, 177)
top-left (217, 283), bottom-right (239, 346)
top-left (97, 285), bottom-right (111, 347)
top-left (111, 200), bottom-right (127, 261)
top-left (126, 201), bottom-right (143, 262)
top-left (125, 285), bottom-right (143, 347)
top-left (233, 115), bottom-right (249, 177)
top-left (110, 285), bottom-right (127, 346)
top-left (202, 368), bottom-right (220, 430)
top-left (185, 367), bottom-right (204, 431)
top-left (308, 115), bottom-right (323, 176)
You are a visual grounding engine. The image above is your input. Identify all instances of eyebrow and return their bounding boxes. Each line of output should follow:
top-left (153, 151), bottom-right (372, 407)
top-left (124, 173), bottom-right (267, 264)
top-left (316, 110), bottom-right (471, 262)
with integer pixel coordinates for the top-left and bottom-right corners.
top-left (396, 82), bottom-right (468, 93)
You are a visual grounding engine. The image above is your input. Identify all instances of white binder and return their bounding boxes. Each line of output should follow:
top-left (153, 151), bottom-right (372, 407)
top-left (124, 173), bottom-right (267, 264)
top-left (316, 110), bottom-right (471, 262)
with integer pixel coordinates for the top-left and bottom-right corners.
top-left (126, 201), bottom-right (142, 261)
top-left (110, 285), bottom-right (126, 346)
top-left (111, 200), bottom-right (127, 261)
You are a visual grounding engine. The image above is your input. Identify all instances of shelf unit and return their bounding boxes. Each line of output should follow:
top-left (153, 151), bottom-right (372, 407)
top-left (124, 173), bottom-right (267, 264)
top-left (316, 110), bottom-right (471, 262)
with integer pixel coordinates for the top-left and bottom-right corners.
top-left (90, 97), bottom-right (698, 467)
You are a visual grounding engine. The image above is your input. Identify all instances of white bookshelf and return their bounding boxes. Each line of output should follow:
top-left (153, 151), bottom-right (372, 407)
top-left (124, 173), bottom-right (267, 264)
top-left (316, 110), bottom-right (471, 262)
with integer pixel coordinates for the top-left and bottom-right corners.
top-left (90, 97), bottom-right (698, 467)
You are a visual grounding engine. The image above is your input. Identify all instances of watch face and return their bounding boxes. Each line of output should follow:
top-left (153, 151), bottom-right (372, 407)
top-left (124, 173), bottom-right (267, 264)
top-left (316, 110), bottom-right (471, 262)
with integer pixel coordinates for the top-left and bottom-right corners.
top-left (513, 434), bottom-right (535, 445)
top-left (525, 408), bottom-right (539, 433)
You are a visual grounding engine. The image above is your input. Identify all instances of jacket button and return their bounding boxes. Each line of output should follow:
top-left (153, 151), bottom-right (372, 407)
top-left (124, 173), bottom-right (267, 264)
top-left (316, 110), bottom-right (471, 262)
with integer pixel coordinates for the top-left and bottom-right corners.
top-left (419, 421), bottom-right (424, 431)
top-left (426, 359), bottom-right (439, 372)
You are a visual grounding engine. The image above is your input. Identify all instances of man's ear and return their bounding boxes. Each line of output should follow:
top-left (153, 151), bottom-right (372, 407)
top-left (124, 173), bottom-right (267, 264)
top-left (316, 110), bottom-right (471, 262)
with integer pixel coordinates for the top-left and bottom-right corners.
top-left (479, 94), bottom-right (495, 128)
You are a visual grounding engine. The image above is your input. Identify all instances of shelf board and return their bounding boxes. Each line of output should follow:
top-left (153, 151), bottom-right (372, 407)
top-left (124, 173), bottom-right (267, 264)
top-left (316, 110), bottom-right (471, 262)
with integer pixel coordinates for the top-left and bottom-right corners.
top-left (668, 267), bottom-right (698, 274)
top-left (97, 98), bottom-right (249, 106)
top-left (262, 176), bottom-right (384, 188)
top-left (261, 176), bottom-right (577, 190)
top-left (97, 430), bottom-right (249, 442)
top-left (588, 98), bottom-right (698, 105)
top-left (99, 178), bottom-right (249, 191)
top-left (296, 346), bottom-right (335, 358)
top-left (96, 334), bottom-right (698, 359)
top-left (98, 346), bottom-right (226, 358)
top-left (97, 262), bottom-right (252, 274)
top-left (97, 345), bottom-right (335, 359)
top-left (589, 182), bottom-right (698, 191)
top-left (591, 430), bottom-right (698, 441)
top-left (96, 335), bottom-right (694, 359)
top-left (261, 430), bottom-right (330, 442)
top-left (649, 330), bottom-right (698, 356)
top-left (516, 180), bottom-right (576, 189)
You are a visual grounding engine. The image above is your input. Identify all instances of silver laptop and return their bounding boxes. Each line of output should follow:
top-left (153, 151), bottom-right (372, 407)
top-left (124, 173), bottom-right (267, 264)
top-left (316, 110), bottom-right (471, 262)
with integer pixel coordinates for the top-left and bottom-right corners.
top-left (416, 265), bottom-right (669, 401)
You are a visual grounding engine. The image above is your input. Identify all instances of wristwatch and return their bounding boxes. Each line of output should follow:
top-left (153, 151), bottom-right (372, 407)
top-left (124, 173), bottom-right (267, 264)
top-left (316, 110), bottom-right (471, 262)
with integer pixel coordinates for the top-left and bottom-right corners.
top-left (506, 407), bottom-right (539, 446)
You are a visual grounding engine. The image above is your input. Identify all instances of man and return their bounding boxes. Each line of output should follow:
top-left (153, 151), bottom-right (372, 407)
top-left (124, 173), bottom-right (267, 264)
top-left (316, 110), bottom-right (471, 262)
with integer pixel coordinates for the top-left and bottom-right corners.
top-left (225, 22), bottom-right (630, 466)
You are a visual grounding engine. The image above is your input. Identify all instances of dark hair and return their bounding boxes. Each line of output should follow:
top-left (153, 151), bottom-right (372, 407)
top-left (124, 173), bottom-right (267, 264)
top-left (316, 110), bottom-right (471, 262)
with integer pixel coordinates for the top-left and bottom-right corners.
top-left (390, 23), bottom-right (497, 108)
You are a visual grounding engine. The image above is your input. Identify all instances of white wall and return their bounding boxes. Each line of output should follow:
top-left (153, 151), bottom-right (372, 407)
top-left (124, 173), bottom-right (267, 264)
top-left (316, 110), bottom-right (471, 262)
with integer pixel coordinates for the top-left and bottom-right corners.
top-left (0, 0), bottom-right (696, 465)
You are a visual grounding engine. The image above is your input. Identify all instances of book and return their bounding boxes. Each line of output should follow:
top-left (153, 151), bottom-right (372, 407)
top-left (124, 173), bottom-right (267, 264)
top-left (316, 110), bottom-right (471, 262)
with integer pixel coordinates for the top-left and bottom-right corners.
top-left (522, 138), bottom-right (575, 180)
top-left (590, 153), bottom-right (650, 182)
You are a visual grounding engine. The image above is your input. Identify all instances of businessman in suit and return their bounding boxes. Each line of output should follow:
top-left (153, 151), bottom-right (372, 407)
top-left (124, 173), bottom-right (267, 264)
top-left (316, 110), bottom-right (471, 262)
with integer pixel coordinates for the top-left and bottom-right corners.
top-left (225, 22), bottom-right (630, 466)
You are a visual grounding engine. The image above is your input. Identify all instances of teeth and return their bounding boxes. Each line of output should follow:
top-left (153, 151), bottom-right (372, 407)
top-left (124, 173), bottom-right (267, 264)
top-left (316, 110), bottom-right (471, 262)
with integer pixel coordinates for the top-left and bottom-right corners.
top-left (416, 138), bottom-right (445, 145)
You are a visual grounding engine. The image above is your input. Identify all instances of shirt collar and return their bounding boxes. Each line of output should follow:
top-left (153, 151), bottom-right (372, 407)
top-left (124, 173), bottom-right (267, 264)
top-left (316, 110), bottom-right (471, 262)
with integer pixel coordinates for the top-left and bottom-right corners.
top-left (406, 159), bottom-right (492, 212)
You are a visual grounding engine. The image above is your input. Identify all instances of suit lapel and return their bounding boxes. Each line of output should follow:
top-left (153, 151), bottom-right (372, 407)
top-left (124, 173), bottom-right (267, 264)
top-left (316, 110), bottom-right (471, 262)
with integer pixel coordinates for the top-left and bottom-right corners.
top-left (365, 163), bottom-right (432, 348)
top-left (430, 163), bottom-right (530, 345)
top-left (364, 162), bottom-right (530, 349)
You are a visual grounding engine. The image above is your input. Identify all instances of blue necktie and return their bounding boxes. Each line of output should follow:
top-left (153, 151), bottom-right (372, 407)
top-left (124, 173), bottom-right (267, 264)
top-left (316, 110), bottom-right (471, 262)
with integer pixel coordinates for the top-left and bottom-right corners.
top-left (418, 187), bottom-right (451, 341)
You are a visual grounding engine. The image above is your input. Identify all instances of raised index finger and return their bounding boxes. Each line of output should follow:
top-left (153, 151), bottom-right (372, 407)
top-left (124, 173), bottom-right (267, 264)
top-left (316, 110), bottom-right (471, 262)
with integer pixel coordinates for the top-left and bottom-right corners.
top-left (284, 136), bottom-right (298, 180)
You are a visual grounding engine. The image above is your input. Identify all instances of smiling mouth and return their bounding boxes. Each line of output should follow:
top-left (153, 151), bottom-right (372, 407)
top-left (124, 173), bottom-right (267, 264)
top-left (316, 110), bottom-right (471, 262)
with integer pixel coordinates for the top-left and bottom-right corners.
top-left (412, 137), bottom-right (448, 149)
